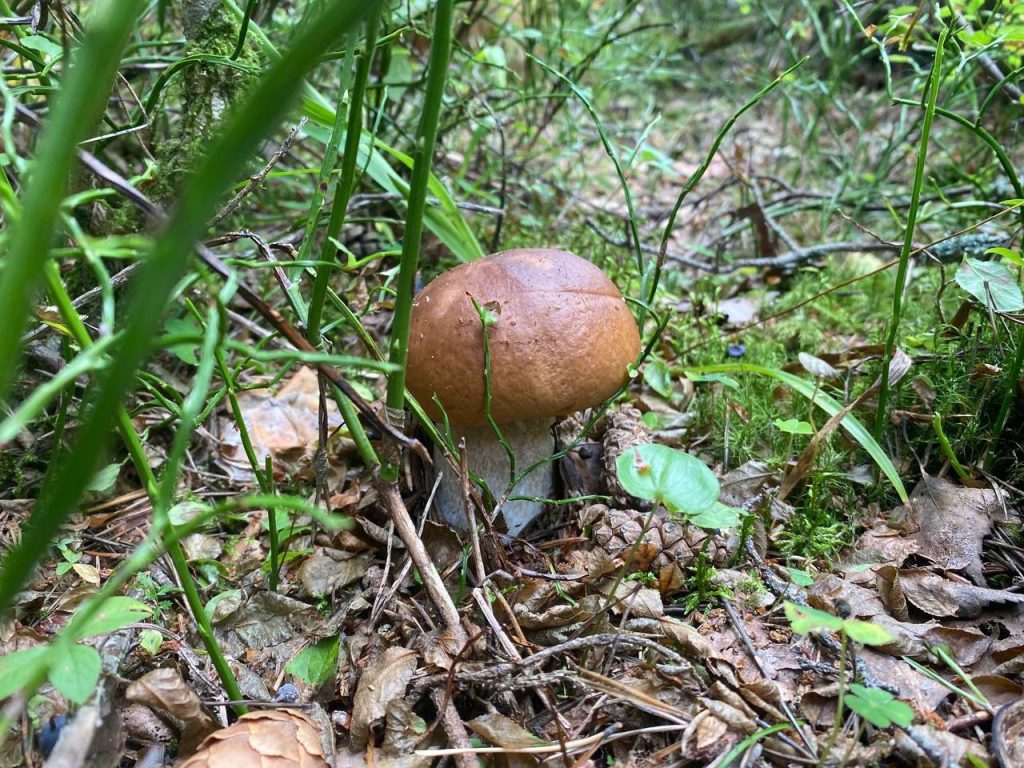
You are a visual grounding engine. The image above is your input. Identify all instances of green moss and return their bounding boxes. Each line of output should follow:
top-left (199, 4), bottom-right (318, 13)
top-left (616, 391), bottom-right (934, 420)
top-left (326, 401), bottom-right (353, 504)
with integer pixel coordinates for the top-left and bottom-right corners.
top-left (149, 6), bottom-right (262, 205)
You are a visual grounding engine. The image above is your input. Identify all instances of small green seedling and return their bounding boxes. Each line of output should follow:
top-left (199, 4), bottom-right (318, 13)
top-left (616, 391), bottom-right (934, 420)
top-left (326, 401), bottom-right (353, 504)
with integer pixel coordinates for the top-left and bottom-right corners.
top-left (784, 602), bottom-right (893, 646)
top-left (845, 683), bottom-right (914, 728)
top-left (615, 444), bottom-right (741, 530)
top-left (774, 418), bottom-right (814, 435)
top-left (785, 601), bottom-right (912, 759)
top-left (0, 596), bottom-right (151, 704)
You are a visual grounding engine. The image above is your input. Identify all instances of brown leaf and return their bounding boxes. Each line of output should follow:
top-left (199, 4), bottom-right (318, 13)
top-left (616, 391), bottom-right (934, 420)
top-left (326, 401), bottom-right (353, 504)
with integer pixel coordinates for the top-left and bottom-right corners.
top-left (350, 648), bottom-right (418, 748)
top-left (611, 584), bottom-right (663, 619)
top-left (898, 569), bottom-right (1024, 618)
top-left (125, 668), bottom-right (218, 752)
top-left (466, 713), bottom-right (543, 749)
top-left (296, 548), bottom-right (371, 597)
top-left (874, 565), bottom-right (910, 621)
top-left (905, 475), bottom-right (1001, 585)
top-left (216, 367), bottom-right (344, 483)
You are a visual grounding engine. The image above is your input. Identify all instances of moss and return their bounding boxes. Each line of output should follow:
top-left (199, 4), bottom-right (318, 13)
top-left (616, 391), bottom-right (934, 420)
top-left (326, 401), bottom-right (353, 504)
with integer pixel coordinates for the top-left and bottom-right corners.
top-left (148, 4), bottom-right (262, 205)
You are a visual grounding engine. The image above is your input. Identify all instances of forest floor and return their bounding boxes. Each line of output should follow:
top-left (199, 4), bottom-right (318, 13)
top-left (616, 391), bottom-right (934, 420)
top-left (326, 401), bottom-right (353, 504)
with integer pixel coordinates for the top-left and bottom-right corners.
top-left (3, 5), bottom-right (1024, 768)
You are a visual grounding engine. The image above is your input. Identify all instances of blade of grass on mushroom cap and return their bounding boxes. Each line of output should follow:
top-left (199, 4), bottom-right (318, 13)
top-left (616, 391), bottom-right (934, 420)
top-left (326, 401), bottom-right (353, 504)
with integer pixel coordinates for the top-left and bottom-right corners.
top-left (0, 0), bottom-right (147, 405)
top-left (0, 0), bottom-right (383, 617)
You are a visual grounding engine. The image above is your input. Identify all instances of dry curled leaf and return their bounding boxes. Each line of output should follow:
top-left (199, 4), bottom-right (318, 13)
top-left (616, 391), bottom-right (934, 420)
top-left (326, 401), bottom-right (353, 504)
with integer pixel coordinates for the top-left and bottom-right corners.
top-left (350, 647), bottom-right (418, 748)
top-left (178, 709), bottom-right (328, 768)
top-left (125, 668), bottom-right (218, 753)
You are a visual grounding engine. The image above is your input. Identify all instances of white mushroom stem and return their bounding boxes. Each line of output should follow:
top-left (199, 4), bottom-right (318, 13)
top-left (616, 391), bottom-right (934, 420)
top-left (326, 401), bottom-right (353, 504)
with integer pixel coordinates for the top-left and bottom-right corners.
top-left (432, 419), bottom-right (556, 536)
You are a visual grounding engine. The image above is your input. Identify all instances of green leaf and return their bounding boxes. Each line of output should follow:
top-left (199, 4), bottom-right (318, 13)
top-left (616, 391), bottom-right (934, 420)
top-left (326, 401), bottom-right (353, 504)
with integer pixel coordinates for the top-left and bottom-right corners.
top-left (285, 635), bottom-right (339, 688)
top-left (616, 444), bottom-right (720, 514)
top-left (786, 567), bottom-right (815, 587)
top-left (643, 359), bottom-right (674, 398)
top-left (846, 684), bottom-right (914, 728)
top-left (0, 647), bottom-right (51, 700)
top-left (842, 619), bottom-right (894, 646)
top-left (49, 644), bottom-right (101, 704)
top-left (70, 597), bottom-right (152, 641)
top-left (784, 601), bottom-right (843, 634)
top-left (20, 35), bottom-right (64, 60)
top-left (688, 502), bottom-right (741, 530)
top-left (87, 463), bottom-right (121, 493)
top-left (164, 316), bottom-right (201, 365)
top-left (985, 246), bottom-right (1024, 267)
top-left (138, 629), bottom-right (164, 656)
top-left (684, 371), bottom-right (740, 389)
top-left (955, 257), bottom-right (1024, 312)
top-left (774, 418), bottom-right (814, 435)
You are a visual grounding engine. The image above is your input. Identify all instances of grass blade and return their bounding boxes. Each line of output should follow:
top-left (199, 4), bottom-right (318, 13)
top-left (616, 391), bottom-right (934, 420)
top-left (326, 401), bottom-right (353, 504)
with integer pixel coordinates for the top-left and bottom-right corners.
top-left (0, 0), bottom-right (382, 617)
top-left (0, 0), bottom-right (146, 402)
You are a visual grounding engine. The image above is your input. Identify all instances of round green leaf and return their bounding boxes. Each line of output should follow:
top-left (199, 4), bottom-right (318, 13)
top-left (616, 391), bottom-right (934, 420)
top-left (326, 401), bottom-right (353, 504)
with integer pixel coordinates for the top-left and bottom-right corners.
top-left (616, 444), bottom-right (720, 514)
top-left (49, 644), bottom-right (101, 704)
top-left (689, 502), bottom-right (742, 531)
top-left (955, 257), bottom-right (1024, 312)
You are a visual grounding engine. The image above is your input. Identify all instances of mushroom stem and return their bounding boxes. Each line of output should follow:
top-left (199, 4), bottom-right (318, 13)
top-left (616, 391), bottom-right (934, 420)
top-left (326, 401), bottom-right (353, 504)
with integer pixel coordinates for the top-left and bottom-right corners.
top-left (432, 419), bottom-right (556, 535)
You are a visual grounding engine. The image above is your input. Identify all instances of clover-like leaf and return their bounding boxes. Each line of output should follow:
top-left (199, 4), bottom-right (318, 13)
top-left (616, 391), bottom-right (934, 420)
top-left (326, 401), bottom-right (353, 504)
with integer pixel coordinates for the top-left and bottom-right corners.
top-left (846, 683), bottom-right (914, 728)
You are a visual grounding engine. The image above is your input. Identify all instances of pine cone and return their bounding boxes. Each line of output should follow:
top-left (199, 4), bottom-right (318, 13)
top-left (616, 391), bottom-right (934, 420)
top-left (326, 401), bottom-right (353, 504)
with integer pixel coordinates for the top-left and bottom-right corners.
top-left (178, 710), bottom-right (328, 768)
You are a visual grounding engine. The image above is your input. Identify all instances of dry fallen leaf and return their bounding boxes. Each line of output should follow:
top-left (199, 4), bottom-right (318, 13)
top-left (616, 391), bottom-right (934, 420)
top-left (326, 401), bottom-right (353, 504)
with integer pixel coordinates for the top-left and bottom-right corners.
top-left (125, 668), bottom-right (219, 753)
top-left (216, 367), bottom-right (344, 483)
top-left (905, 475), bottom-right (1002, 585)
top-left (350, 647), bottom-right (418, 748)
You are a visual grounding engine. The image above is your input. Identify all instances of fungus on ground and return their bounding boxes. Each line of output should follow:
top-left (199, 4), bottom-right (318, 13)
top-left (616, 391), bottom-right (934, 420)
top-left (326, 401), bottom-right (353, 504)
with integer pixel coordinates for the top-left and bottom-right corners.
top-left (406, 248), bottom-right (640, 535)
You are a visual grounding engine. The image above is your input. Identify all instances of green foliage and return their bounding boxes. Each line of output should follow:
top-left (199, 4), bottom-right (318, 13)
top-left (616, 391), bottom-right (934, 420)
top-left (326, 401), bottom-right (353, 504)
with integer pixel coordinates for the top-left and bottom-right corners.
top-left (0, 597), bottom-right (151, 704)
top-left (846, 683), bottom-right (914, 729)
top-left (785, 601), bottom-right (893, 646)
top-left (616, 443), bottom-right (741, 530)
top-left (285, 636), bottom-right (340, 689)
top-left (955, 257), bottom-right (1024, 312)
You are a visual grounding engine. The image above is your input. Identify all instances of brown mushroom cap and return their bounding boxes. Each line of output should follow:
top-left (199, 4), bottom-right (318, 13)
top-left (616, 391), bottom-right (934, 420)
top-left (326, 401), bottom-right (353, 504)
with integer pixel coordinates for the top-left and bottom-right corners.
top-left (406, 248), bottom-right (640, 427)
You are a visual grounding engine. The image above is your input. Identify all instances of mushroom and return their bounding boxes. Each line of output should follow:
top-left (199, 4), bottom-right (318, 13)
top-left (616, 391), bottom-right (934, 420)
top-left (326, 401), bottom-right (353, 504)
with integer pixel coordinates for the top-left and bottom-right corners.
top-left (406, 248), bottom-right (641, 535)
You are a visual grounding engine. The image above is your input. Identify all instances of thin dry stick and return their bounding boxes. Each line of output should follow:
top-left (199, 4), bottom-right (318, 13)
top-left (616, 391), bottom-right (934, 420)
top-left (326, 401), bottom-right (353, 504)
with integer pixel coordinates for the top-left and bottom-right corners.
top-left (376, 480), bottom-right (463, 635)
top-left (429, 689), bottom-right (477, 768)
top-left (212, 118), bottom-right (307, 224)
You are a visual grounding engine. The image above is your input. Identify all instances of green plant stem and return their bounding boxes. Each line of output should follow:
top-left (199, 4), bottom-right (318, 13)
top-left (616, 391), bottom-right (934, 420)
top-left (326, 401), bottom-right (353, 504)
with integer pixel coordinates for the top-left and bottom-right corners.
top-left (304, 8), bottom-right (383, 471)
top-left (0, 0), bottom-right (380, 617)
top-left (987, 326), bottom-right (1024, 467)
top-left (266, 456), bottom-right (279, 591)
top-left (307, 8), bottom-right (382, 341)
top-left (42, 265), bottom-right (247, 712)
top-left (0, 0), bottom-right (146, 403)
top-left (383, 0), bottom-right (454, 418)
top-left (821, 630), bottom-right (849, 764)
top-left (873, 27), bottom-right (948, 439)
top-left (932, 413), bottom-right (971, 482)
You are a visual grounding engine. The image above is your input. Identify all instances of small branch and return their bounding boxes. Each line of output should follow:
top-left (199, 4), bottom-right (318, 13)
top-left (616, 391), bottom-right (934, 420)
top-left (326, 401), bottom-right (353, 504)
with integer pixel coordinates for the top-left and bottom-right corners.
top-left (376, 480), bottom-right (464, 635)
